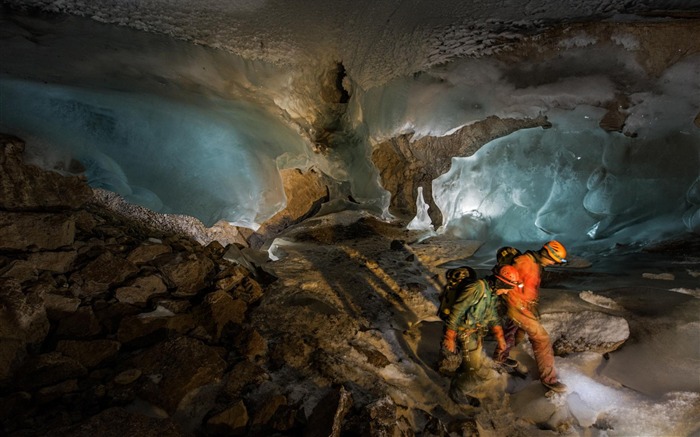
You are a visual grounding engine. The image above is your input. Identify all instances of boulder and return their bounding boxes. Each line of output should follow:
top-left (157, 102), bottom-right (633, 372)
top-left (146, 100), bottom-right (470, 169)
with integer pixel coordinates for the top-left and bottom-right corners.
top-left (0, 134), bottom-right (92, 211)
top-left (130, 336), bottom-right (227, 413)
top-left (540, 311), bottom-right (630, 355)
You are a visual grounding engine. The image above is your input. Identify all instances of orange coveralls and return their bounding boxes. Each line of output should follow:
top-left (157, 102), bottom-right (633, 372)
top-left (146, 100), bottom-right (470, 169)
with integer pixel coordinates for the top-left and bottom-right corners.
top-left (497, 251), bottom-right (558, 384)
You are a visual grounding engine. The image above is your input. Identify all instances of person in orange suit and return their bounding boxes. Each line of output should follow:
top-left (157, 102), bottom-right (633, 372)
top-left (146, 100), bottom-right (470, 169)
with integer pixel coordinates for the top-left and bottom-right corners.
top-left (493, 240), bottom-right (568, 393)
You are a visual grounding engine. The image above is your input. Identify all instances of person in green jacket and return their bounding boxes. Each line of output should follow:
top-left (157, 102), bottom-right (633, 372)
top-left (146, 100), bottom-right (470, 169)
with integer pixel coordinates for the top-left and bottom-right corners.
top-left (441, 264), bottom-right (523, 404)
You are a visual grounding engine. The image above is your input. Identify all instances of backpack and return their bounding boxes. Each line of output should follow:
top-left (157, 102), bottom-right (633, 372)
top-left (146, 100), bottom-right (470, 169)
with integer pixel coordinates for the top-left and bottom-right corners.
top-left (438, 266), bottom-right (477, 320)
top-left (496, 246), bottom-right (521, 267)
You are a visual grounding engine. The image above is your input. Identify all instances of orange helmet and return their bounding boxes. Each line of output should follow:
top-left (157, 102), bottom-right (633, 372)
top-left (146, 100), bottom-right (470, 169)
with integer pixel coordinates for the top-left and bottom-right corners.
top-left (494, 265), bottom-right (523, 289)
top-left (542, 240), bottom-right (567, 264)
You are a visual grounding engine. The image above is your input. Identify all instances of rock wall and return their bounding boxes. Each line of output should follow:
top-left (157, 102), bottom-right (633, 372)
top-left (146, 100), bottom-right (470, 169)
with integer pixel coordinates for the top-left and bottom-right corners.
top-left (0, 134), bottom-right (288, 435)
top-left (372, 115), bottom-right (550, 225)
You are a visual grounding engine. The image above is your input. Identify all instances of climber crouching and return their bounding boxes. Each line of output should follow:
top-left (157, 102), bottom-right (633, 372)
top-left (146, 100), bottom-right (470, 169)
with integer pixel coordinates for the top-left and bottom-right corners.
top-left (440, 264), bottom-right (524, 405)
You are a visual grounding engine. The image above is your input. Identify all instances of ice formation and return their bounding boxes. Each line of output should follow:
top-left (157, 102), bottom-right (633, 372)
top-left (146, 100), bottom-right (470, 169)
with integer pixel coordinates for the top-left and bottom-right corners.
top-left (2, 7), bottom-right (699, 252)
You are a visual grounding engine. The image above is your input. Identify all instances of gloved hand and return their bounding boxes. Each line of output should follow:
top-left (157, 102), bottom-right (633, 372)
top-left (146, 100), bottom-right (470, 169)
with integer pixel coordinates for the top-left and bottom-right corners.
top-left (442, 329), bottom-right (457, 354)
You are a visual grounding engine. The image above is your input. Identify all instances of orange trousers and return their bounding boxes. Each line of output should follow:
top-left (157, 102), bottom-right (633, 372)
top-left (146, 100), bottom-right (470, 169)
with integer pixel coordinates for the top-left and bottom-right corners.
top-left (499, 307), bottom-right (558, 384)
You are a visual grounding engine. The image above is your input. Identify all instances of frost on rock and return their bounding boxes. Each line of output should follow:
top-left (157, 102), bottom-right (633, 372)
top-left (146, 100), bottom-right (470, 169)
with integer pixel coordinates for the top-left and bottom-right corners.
top-left (578, 290), bottom-right (624, 311)
top-left (540, 311), bottom-right (629, 355)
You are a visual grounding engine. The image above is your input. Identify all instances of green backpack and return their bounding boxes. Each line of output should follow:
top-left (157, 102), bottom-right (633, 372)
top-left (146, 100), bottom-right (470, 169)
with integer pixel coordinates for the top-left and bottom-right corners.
top-left (438, 266), bottom-right (477, 320)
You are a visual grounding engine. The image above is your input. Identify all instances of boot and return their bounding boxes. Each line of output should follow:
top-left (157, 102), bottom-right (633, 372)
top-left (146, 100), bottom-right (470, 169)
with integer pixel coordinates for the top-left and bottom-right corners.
top-left (542, 380), bottom-right (567, 393)
top-left (449, 385), bottom-right (481, 407)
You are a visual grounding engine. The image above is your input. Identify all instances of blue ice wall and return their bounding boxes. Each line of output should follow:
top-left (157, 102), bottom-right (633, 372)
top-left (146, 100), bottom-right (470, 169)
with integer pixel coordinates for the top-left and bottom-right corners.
top-left (0, 78), bottom-right (311, 228)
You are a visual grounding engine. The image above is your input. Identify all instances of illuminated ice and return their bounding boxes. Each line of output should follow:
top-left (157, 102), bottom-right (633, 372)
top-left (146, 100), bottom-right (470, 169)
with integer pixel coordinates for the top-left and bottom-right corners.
top-left (0, 78), bottom-right (312, 228)
top-left (407, 186), bottom-right (434, 231)
top-left (432, 104), bottom-right (699, 249)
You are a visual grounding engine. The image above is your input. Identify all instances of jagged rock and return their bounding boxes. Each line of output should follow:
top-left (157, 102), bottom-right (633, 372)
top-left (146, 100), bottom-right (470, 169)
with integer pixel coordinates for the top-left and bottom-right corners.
top-left (215, 264), bottom-right (250, 292)
top-left (599, 94), bottom-right (630, 133)
top-left (36, 379), bottom-right (80, 404)
top-left (541, 311), bottom-right (630, 355)
top-left (44, 407), bottom-right (184, 437)
top-left (0, 391), bottom-right (31, 422)
top-left (239, 328), bottom-right (268, 361)
top-left (116, 311), bottom-right (195, 348)
top-left (304, 386), bottom-right (353, 437)
top-left (249, 168), bottom-right (330, 248)
top-left (127, 242), bottom-right (172, 265)
top-left (152, 299), bottom-right (192, 314)
top-left (372, 115), bottom-right (550, 223)
top-left (232, 276), bottom-right (264, 305)
top-left (222, 361), bottom-right (270, 399)
top-left (55, 339), bottom-right (121, 368)
top-left (0, 134), bottom-right (92, 211)
top-left (206, 400), bottom-right (249, 436)
top-left (0, 278), bottom-right (50, 345)
top-left (1, 259), bottom-right (39, 283)
top-left (54, 306), bottom-right (102, 338)
top-left (0, 338), bottom-right (24, 384)
top-left (114, 368), bottom-right (142, 385)
top-left (115, 274), bottom-right (168, 306)
top-left (251, 393), bottom-right (288, 427)
top-left (0, 212), bottom-right (76, 251)
top-left (366, 395), bottom-right (402, 436)
top-left (353, 344), bottom-right (390, 368)
top-left (71, 251), bottom-right (139, 297)
top-left (270, 335), bottom-right (317, 370)
top-left (14, 352), bottom-right (87, 390)
top-left (195, 290), bottom-right (248, 342)
top-left (27, 250), bottom-right (78, 273)
top-left (44, 293), bottom-right (81, 318)
top-left (155, 252), bottom-right (215, 297)
top-left (130, 336), bottom-right (227, 413)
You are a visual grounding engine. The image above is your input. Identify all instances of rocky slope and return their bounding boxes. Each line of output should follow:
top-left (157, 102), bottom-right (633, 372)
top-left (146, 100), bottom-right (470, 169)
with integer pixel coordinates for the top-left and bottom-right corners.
top-left (5, 132), bottom-right (697, 436)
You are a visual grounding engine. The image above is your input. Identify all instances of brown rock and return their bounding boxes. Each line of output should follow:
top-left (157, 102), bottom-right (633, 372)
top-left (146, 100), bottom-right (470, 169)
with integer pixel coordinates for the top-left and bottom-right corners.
top-left (599, 94), bottom-right (630, 133)
top-left (196, 290), bottom-right (248, 342)
top-left (232, 277), bottom-right (264, 305)
top-left (251, 394), bottom-right (287, 427)
top-left (1, 260), bottom-right (39, 284)
top-left (55, 306), bottom-right (102, 338)
top-left (131, 336), bottom-right (227, 413)
top-left (372, 115), bottom-right (550, 224)
top-left (36, 379), bottom-right (80, 404)
top-left (45, 407), bottom-right (184, 437)
top-left (15, 352), bottom-right (87, 390)
top-left (223, 361), bottom-right (269, 398)
top-left (304, 386), bottom-right (353, 437)
top-left (251, 168), bottom-right (330, 246)
top-left (114, 368), bottom-right (142, 385)
top-left (695, 111), bottom-right (700, 128)
top-left (156, 252), bottom-right (215, 297)
top-left (43, 293), bottom-right (82, 318)
top-left (56, 339), bottom-right (121, 368)
top-left (215, 264), bottom-right (249, 292)
top-left (240, 329), bottom-right (267, 360)
top-left (127, 243), bottom-right (172, 265)
top-left (27, 250), bottom-right (78, 273)
top-left (0, 134), bottom-right (92, 211)
top-left (0, 391), bottom-right (31, 422)
top-left (0, 338), bottom-right (25, 384)
top-left (117, 310), bottom-right (195, 348)
top-left (206, 400), bottom-right (249, 436)
top-left (115, 274), bottom-right (168, 306)
top-left (0, 278), bottom-right (50, 345)
top-left (0, 212), bottom-right (76, 251)
top-left (72, 251), bottom-right (139, 297)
